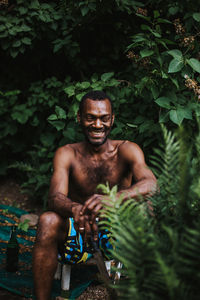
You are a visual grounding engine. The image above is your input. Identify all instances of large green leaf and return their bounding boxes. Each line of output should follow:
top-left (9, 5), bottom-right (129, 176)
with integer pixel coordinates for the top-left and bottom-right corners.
top-left (13, 40), bottom-right (21, 47)
top-left (126, 123), bottom-right (137, 128)
top-left (169, 107), bottom-right (192, 125)
top-left (193, 13), bottom-right (200, 22)
top-left (81, 6), bottom-right (89, 16)
top-left (140, 49), bottom-right (154, 58)
top-left (155, 97), bottom-right (171, 109)
top-left (64, 86), bottom-right (75, 97)
top-left (168, 6), bottom-right (179, 15)
top-left (0, 25), bottom-right (6, 32)
top-left (29, 0), bottom-right (40, 9)
top-left (152, 31), bottom-right (161, 38)
top-left (18, 7), bottom-right (28, 15)
top-left (21, 37), bottom-right (31, 45)
top-left (131, 33), bottom-right (147, 43)
top-left (187, 58), bottom-right (200, 73)
top-left (10, 49), bottom-right (18, 58)
top-left (47, 114), bottom-right (57, 121)
top-left (11, 112), bottom-right (29, 124)
top-left (168, 58), bottom-right (184, 73)
top-left (53, 43), bottom-right (62, 53)
top-left (168, 49), bottom-right (183, 60)
top-left (101, 72), bottom-right (114, 82)
top-left (159, 111), bottom-right (169, 122)
top-left (55, 106), bottom-right (66, 119)
top-left (141, 24), bottom-right (152, 31)
top-left (21, 25), bottom-right (31, 32)
top-left (48, 120), bottom-right (65, 131)
top-left (169, 110), bottom-right (182, 125)
top-left (40, 132), bottom-right (55, 147)
top-left (151, 86), bottom-right (159, 100)
top-left (157, 18), bottom-right (171, 24)
top-left (76, 92), bottom-right (85, 102)
top-left (178, 107), bottom-right (193, 120)
top-left (80, 81), bottom-right (90, 89)
top-left (63, 127), bottom-right (76, 141)
top-left (170, 77), bottom-right (179, 89)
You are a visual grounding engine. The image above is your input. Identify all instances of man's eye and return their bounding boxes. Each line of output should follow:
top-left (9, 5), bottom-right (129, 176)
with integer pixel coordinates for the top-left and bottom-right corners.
top-left (86, 116), bottom-right (94, 121)
top-left (102, 116), bottom-right (110, 122)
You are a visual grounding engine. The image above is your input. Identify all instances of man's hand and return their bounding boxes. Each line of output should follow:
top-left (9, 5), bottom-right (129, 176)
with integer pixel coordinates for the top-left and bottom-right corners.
top-left (72, 203), bottom-right (99, 242)
top-left (80, 194), bottom-right (110, 223)
top-left (72, 203), bottom-right (85, 232)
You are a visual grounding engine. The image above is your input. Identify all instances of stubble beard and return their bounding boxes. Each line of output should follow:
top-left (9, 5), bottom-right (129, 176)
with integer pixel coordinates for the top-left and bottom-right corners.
top-left (86, 134), bottom-right (108, 146)
top-left (83, 127), bottom-right (112, 146)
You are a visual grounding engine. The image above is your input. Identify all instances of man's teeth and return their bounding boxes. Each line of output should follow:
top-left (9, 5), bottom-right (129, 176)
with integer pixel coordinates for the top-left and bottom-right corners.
top-left (90, 131), bottom-right (104, 136)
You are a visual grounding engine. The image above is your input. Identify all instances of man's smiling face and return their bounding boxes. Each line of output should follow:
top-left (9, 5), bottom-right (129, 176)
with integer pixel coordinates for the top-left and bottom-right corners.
top-left (78, 98), bottom-right (114, 146)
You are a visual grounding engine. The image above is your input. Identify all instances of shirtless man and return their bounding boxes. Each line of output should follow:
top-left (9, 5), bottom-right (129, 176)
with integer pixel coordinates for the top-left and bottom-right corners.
top-left (32, 90), bottom-right (157, 300)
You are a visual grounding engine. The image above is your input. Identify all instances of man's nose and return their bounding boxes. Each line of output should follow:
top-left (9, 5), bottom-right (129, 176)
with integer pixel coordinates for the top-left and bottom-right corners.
top-left (93, 118), bottom-right (103, 128)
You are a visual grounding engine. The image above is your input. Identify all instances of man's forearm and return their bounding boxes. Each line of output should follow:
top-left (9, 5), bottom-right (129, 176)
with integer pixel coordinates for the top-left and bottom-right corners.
top-left (117, 178), bottom-right (157, 202)
top-left (48, 192), bottom-right (79, 218)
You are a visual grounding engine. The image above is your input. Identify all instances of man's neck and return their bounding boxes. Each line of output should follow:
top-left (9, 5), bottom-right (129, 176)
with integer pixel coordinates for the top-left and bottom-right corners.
top-left (84, 139), bottom-right (112, 156)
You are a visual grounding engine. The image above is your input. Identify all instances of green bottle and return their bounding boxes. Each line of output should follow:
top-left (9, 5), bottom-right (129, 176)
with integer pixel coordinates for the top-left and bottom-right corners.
top-left (6, 225), bottom-right (19, 272)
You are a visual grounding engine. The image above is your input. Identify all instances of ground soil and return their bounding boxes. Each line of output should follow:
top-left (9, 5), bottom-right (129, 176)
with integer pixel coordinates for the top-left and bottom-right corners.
top-left (0, 178), bottom-right (110, 300)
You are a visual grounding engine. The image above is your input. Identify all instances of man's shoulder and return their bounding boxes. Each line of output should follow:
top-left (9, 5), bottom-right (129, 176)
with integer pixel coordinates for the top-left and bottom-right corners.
top-left (53, 143), bottom-right (85, 168)
top-left (116, 140), bottom-right (144, 160)
top-left (114, 139), bottom-right (141, 150)
top-left (54, 142), bottom-right (83, 159)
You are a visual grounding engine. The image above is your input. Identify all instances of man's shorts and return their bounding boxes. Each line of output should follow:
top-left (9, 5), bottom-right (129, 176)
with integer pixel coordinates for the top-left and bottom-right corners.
top-left (58, 218), bottom-right (113, 264)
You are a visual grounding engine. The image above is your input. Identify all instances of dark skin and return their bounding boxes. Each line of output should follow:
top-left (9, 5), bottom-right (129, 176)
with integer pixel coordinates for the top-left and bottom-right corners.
top-left (32, 98), bottom-right (157, 300)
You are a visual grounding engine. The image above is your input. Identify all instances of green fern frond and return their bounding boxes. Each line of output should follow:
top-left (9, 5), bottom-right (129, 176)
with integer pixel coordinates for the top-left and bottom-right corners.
top-left (110, 210), bottom-right (165, 299)
top-left (8, 161), bottom-right (35, 172)
top-left (178, 223), bottom-right (200, 271)
top-left (100, 123), bottom-right (200, 299)
top-left (150, 126), bottom-right (180, 209)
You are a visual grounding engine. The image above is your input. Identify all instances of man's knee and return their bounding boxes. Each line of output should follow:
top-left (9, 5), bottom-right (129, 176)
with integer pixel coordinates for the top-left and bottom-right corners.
top-left (39, 211), bottom-right (62, 228)
top-left (36, 211), bottom-right (64, 243)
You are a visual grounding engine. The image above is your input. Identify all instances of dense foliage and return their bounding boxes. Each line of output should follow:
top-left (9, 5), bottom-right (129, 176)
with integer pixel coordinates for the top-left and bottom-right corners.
top-left (1, 0), bottom-right (200, 205)
top-left (100, 123), bottom-right (200, 299)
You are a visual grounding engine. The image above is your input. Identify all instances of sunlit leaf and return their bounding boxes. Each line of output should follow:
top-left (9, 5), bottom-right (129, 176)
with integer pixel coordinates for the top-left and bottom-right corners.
top-left (168, 58), bottom-right (184, 73)
top-left (187, 58), bottom-right (200, 73)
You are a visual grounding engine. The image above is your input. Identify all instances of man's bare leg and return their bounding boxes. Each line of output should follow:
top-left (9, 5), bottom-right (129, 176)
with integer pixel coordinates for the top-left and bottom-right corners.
top-left (32, 211), bottom-right (68, 300)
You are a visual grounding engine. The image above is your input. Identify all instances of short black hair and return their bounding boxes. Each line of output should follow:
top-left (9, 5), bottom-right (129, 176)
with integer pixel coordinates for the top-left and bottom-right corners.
top-left (79, 90), bottom-right (113, 114)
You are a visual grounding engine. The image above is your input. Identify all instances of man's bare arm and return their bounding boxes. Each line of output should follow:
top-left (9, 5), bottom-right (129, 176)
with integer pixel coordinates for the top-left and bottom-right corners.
top-left (117, 141), bottom-right (157, 201)
top-left (48, 146), bottom-right (80, 218)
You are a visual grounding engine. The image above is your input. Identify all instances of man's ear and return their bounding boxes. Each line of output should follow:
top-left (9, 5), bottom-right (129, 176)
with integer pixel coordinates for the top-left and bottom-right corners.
top-left (77, 110), bottom-right (81, 123)
top-left (111, 113), bottom-right (115, 126)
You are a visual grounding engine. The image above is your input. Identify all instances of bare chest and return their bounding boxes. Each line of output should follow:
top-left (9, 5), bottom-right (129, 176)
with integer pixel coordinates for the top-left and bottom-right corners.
top-left (68, 154), bottom-right (131, 201)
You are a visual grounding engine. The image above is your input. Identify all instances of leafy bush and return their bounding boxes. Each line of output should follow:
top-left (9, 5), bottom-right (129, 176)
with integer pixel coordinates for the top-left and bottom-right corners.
top-left (99, 123), bottom-right (200, 299)
top-left (0, 77), bottom-right (67, 173)
top-left (1, 0), bottom-right (200, 208)
top-left (126, 9), bottom-right (200, 127)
